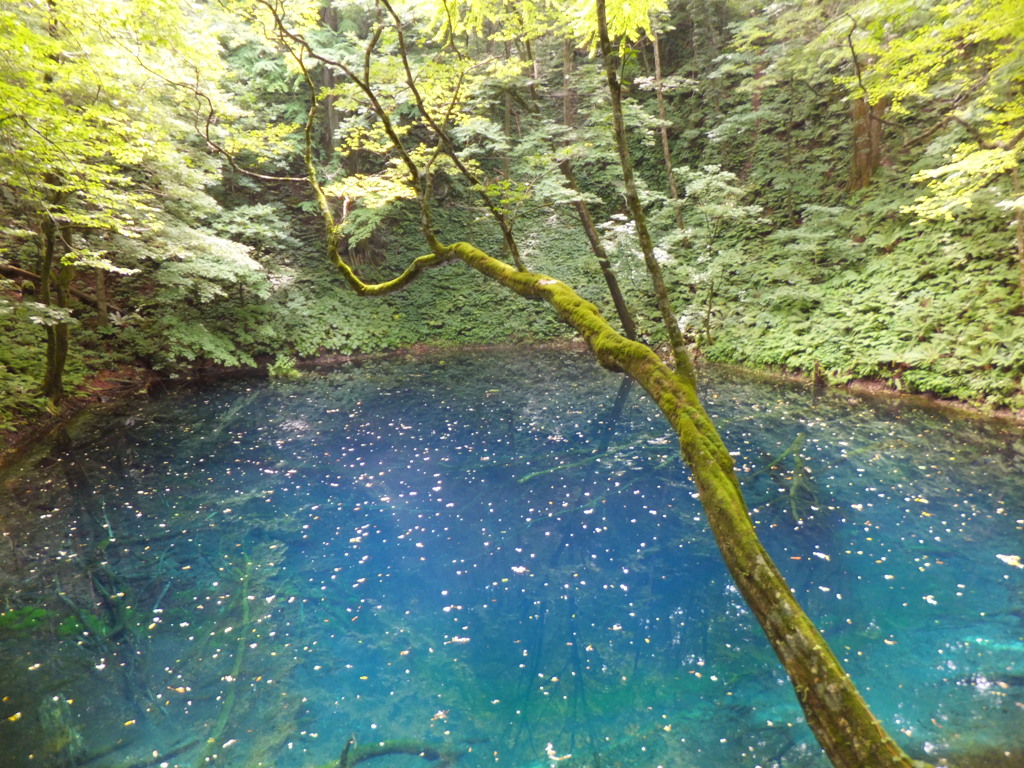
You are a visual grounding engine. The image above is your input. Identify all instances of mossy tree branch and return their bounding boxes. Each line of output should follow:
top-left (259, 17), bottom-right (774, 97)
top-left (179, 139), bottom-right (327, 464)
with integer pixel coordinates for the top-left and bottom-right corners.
top-left (252, 4), bottom-right (935, 767)
top-left (351, 239), bottom-right (932, 768)
top-left (281, 226), bottom-right (937, 768)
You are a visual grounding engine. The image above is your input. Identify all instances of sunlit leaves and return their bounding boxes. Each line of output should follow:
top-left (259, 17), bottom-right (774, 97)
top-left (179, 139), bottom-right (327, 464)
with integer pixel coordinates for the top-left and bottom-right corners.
top-left (412, 0), bottom-right (668, 50)
top-left (847, 0), bottom-right (1024, 127)
top-left (323, 173), bottom-right (418, 210)
top-left (0, 0), bottom-right (229, 238)
top-left (221, 122), bottom-right (304, 165)
top-left (674, 164), bottom-right (764, 238)
top-left (222, 0), bottom-right (323, 38)
top-left (555, 0), bottom-right (667, 47)
top-left (908, 146), bottom-right (1020, 220)
top-left (412, 0), bottom-right (561, 43)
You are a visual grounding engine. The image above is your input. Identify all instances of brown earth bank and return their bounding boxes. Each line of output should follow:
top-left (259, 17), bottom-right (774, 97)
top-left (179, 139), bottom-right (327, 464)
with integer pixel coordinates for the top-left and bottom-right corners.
top-left (706, 359), bottom-right (1024, 426)
top-left (3, 341), bottom-right (1023, 472)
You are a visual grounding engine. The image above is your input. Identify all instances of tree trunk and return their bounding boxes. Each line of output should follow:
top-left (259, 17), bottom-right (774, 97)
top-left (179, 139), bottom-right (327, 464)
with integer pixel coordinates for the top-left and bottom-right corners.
top-left (39, 215), bottom-right (70, 405)
top-left (502, 43), bottom-right (513, 180)
top-left (562, 40), bottom-right (577, 130)
top-left (559, 160), bottom-right (638, 340)
top-left (95, 267), bottom-right (109, 326)
top-left (847, 96), bottom-right (888, 191)
top-left (320, 4), bottom-right (341, 158)
top-left (652, 31), bottom-right (683, 229)
top-left (322, 65), bottom-right (340, 157)
top-left (595, 0), bottom-right (693, 384)
top-left (559, 40), bottom-right (636, 341)
top-left (1013, 165), bottom-right (1024, 301)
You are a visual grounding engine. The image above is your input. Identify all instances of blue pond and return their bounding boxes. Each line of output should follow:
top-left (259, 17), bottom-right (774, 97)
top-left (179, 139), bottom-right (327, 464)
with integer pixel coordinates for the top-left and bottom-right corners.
top-left (0, 348), bottom-right (1022, 768)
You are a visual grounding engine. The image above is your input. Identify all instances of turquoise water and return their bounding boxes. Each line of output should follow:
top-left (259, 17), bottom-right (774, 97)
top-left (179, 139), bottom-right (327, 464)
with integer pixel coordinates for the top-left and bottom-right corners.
top-left (0, 348), bottom-right (1022, 768)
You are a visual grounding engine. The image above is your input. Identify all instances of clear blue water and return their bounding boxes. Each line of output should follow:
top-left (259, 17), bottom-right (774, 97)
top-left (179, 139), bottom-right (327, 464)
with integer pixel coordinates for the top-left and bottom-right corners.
top-left (0, 348), bottom-right (1022, 768)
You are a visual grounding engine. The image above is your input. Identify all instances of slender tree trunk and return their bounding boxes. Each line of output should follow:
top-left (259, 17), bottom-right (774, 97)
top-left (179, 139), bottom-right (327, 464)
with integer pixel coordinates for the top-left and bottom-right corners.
top-left (652, 31), bottom-right (683, 229)
top-left (595, 0), bottom-right (693, 384)
top-left (562, 40), bottom-right (577, 130)
top-left (559, 40), bottom-right (636, 341)
top-left (1013, 165), bottom-right (1024, 301)
top-left (39, 215), bottom-right (70, 404)
top-left (847, 96), bottom-right (888, 191)
top-left (95, 267), bottom-right (109, 326)
top-left (502, 88), bottom-right (512, 177)
top-left (559, 161), bottom-right (638, 340)
top-left (320, 4), bottom-right (341, 157)
top-left (525, 37), bottom-right (539, 103)
top-left (39, 2), bottom-right (69, 405)
top-left (322, 65), bottom-right (340, 156)
top-left (502, 42), bottom-right (513, 180)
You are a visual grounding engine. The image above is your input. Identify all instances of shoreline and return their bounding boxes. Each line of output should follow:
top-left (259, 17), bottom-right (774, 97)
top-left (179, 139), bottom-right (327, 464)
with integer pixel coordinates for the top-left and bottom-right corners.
top-left (3, 340), bottom-right (1022, 472)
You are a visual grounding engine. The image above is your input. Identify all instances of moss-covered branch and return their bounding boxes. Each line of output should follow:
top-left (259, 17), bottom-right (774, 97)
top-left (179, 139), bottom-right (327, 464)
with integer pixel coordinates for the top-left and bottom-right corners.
top-left (257, 5), bottom-right (935, 765)
top-left (323, 233), bottom-right (936, 766)
top-left (317, 237), bottom-right (932, 768)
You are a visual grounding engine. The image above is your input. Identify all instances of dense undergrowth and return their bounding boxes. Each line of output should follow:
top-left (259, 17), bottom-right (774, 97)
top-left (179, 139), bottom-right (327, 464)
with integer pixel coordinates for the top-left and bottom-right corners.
top-left (2, 0), bottom-right (1022, 440)
top-left (703, 179), bottom-right (1024, 406)
top-left (2, 156), bottom-right (1019, 442)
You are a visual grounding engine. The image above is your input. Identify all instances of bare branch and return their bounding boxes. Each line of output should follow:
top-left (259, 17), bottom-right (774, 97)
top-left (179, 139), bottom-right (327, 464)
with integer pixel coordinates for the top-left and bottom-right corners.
top-left (378, 0), bottom-right (526, 270)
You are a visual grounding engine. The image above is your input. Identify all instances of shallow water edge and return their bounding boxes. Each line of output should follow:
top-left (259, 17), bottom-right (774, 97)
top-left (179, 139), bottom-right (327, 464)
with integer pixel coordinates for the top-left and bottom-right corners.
top-left (5, 340), bottom-right (1021, 476)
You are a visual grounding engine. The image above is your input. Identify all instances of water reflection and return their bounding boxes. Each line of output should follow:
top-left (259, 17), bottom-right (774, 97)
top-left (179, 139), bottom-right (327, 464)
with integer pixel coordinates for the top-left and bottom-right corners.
top-left (0, 349), bottom-right (1022, 768)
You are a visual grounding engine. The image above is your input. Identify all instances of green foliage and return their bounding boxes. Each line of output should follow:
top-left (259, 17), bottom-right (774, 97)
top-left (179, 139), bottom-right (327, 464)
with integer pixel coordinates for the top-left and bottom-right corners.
top-left (1, 0), bottom-right (1022, 435)
top-left (0, 304), bottom-right (86, 430)
top-left (208, 203), bottom-right (304, 255)
top-left (702, 176), bottom-right (1024, 407)
top-left (268, 205), bottom-right (577, 358)
top-left (268, 356), bottom-right (302, 379)
top-left (0, 606), bottom-right (51, 633)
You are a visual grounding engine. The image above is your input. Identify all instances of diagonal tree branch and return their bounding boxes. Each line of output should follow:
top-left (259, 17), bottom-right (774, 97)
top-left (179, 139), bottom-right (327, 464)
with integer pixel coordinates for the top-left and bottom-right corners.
top-left (247, 5), bottom-right (935, 767)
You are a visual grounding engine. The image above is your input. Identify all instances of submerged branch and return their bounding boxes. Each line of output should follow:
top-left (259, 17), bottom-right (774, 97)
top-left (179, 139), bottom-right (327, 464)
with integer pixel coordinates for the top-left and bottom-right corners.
top-left (330, 737), bottom-right (466, 768)
top-left (192, 560), bottom-right (252, 768)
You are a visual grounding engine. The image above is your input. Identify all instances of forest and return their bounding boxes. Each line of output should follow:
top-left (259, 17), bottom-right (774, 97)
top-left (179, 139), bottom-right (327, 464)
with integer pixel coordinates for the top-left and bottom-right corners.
top-left (1, 1), bottom-right (1022, 767)
top-left (1, 0), bottom-right (1022, 431)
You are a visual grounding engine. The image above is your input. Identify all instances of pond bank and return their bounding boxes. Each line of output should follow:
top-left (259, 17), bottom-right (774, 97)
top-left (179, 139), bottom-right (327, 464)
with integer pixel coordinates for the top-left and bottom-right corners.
top-left (3, 340), bottom-right (1022, 472)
